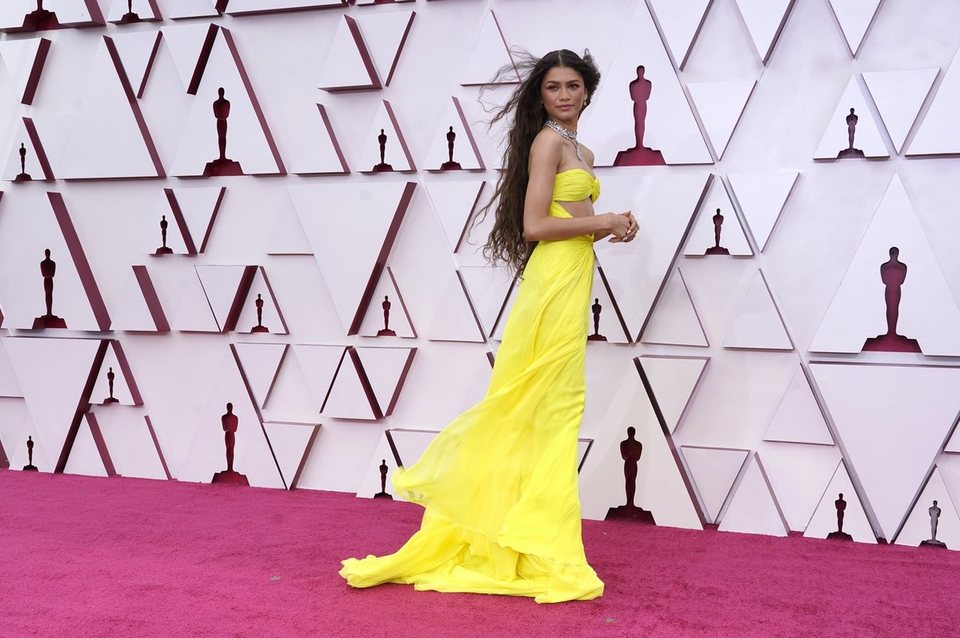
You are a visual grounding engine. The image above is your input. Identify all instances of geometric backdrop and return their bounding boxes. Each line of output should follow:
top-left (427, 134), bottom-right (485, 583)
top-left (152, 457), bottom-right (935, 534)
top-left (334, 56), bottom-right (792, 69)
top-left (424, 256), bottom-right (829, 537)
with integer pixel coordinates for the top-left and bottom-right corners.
top-left (3, 0), bottom-right (960, 550)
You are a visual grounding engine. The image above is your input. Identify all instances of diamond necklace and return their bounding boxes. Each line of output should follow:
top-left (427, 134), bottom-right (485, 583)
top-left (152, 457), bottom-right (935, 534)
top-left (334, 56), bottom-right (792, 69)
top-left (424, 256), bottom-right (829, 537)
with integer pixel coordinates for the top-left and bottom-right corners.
top-left (544, 119), bottom-right (582, 162)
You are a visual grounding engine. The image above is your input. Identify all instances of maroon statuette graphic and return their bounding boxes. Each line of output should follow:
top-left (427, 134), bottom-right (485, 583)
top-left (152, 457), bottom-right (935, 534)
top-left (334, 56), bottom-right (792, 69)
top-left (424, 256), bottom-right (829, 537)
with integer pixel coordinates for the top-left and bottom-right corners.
top-left (203, 88), bottom-right (244, 176)
top-left (614, 66), bottom-right (665, 166)
top-left (32, 249), bottom-right (67, 329)
top-left (374, 459), bottom-right (393, 499)
top-left (211, 403), bottom-right (249, 485)
top-left (837, 108), bottom-right (865, 159)
top-left (372, 128), bottom-right (393, 173)
top-left (23, 436), bottom-right (38, 471)
top-left (827, 493), bottom-right (853, 541)
top-left (15, 143), bottom-right (32, 182)
top-left (704, 208), bottom-right (730, 255)
top-left (155, 215), bottom-right (173, 255)
top-left (440, 126), bottom-right (461, 171)
top-left (120, 0), bottom-right (141, 24)
top-left (377, 295), bottom-right (396, 336)
top-left (587, 298), bottom-right (606, 342)
top-left (102, 367), bottom-right (119, 405)
top-left (862, 247), bottom-right (921, 353)
top-left (605, 427), bottom-right (655, 523)
top-left (250, 294), bottom-right (269, 333)
top-left (920, 500), bottom-right (947, 549)
top-left (20, 0), bottom-right (59, 32)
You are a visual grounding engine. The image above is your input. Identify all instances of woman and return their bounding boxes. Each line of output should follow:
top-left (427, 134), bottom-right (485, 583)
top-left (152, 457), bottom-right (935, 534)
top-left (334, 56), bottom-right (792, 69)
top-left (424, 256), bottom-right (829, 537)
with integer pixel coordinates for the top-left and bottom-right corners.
top-left (340, 49), bottom-right (637, 604)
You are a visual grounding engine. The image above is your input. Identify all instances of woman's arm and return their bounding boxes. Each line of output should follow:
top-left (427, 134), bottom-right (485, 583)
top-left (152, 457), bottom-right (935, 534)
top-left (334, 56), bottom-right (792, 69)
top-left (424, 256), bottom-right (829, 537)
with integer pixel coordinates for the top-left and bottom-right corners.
top-left (522, 133), bottom-right (629, 241)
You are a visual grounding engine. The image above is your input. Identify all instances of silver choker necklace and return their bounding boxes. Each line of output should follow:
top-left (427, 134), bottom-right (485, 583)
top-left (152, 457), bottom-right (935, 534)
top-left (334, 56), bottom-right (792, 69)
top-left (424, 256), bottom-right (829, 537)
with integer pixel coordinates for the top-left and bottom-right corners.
top-left (544, 119), bottom-right (582, 162)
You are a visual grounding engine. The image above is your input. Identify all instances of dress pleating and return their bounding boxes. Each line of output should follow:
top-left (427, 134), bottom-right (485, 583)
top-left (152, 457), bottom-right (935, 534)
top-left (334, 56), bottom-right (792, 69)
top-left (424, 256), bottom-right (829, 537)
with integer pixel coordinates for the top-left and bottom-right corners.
top-left (339, 169), bottom-right (604, 603)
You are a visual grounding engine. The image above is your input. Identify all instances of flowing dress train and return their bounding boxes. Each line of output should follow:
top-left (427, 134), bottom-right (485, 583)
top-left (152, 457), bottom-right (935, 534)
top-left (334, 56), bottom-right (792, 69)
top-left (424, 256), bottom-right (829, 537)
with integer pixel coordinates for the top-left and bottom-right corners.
top-left (339, 169), bottom-right (604, 603)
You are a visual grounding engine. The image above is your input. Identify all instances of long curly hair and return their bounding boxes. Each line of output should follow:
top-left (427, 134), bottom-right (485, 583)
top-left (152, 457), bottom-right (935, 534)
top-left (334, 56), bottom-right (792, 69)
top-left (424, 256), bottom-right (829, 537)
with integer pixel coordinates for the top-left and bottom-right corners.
top-left (479, 49), bottom-right (601, 275)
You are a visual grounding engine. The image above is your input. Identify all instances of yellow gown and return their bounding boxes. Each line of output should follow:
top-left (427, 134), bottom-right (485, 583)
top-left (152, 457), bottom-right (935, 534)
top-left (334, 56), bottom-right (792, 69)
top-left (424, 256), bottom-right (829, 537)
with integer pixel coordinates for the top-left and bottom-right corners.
top-left (340, 168), bottom-right (604, 604)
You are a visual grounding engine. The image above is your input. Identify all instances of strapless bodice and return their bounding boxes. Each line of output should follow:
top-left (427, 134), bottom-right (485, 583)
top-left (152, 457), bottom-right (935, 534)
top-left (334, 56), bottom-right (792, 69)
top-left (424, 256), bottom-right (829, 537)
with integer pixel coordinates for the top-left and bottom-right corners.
top-left (551, 168), bottom-right (600, 206)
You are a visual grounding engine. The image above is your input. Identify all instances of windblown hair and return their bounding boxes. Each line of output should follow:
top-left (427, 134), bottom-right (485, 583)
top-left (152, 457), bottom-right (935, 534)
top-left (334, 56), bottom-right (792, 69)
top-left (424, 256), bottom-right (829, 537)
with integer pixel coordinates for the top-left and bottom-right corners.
top-left (479, 49), bottom-right (601, 275)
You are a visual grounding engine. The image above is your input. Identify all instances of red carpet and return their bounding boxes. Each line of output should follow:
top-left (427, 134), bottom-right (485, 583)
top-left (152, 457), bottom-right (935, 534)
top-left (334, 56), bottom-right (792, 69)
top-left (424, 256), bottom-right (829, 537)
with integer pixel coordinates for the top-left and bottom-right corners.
top-left (2, 471), bottom-right (959, 637)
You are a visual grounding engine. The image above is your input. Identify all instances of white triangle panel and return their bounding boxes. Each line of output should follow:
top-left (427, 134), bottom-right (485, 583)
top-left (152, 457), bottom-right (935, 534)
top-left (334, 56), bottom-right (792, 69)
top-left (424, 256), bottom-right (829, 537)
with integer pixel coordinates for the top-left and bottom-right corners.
top-left (263, 422), bottom-right (318, 489)
top-left (459, 266), bottom-right (515, 340)
top-left (195, 265), bottom-right (250, 332)
top-left (424, 179), bottom-right (485, 253)
top-left (289, 181), bottom-right (414, 334)
top-left (3, 118), bottom-right (54, 181)
top-left (109, 30), bottom-right (162, 98)
top-left (290, 104), bottom-right (349, 175)
top-left (641, 269), bottom-right (707, 347)
top-left (354, 347), bottom-right (416, 417)
top-left (234, 343), bottom-right (287, 409)
top-left (261, 349), bottom-right (323, 424)
top-left (687, 80), bottom-right (756, 159)
top-left (728, 170), bottom-right (798, 252)
top-left (723, 270), bottom-right (792, 350)
top-left (811, 362), bottom-right (960, 540)
top-left (809, 176), bottom-right (960, 355)
top-left (234, 268), bottom-right (288, 335)
top-left (594, 172), bottom-right (711, 341)
top-left (682, 446), bottom-right (749, 524)
top-left (170, 270), bottom-right (220, 333)
top-left (909, 46), bottom-right (960, 156)
top-left (647, 0), bottom-right (712, 68)
top-left (733, 0), bottom-right (794, 63)
top-left (160, 22), bottom-right (215, 90)
top-left (717, 454), bottom-right (789, 536)
top-left (356, 10), bottom-right (415, 87)
top-left (59, 38), bottom-right (162, 179)
top-left (826, 0), bottom-right (881, 57)
top-left (763, 368), bottom-right (834, 445)
top-left (62, 417), bottom-right (109, 478)
top-left (804, 461), bottom-right (875, 543)
top-left (0, 37), bottom-right (50, 104)
top-left (762, 443), bottom-right (842, 532)
top-left (90, 343), bottom-right (141, 406)
top-left (814, 77), bottom-right (888, 159)
top-left (321, 350), bottom-right (379, 420)
top-left (319, 16), bottom-right (378, 92)
top-left (895, 467), bottom-right (960, 549)
top-left (292, 345), bottom-right (345, 411)
top-left (460, 10), bottom-right (516, 86)
top-left (93, 410), bottom-right (168, 480)
top-left (168, 186), bottom-right (224, 254)
top-left (0, 340), bottom-right (24, 398)
top-left (425, 270), bottom-right (485, 343)
top-left (862, 68), bottom-right (938, 154)
top-left (638, 356), bottom-right (708, 434)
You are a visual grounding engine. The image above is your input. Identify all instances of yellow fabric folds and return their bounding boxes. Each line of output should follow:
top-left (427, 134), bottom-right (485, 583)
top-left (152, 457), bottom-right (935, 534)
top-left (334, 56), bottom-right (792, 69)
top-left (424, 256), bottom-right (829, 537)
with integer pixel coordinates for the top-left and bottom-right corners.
top-left (339, 168), bottom-right (604, 603)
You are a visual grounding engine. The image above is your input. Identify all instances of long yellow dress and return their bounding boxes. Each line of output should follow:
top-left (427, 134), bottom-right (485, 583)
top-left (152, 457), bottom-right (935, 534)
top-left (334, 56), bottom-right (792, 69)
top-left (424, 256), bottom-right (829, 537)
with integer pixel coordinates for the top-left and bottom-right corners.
top-left (340, 168), bottom-right (604, 603)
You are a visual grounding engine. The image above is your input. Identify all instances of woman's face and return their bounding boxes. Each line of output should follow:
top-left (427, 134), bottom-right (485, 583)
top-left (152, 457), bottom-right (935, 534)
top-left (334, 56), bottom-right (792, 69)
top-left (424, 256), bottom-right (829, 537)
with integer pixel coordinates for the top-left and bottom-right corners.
top-left (540, 65), bottom-right (586, 128)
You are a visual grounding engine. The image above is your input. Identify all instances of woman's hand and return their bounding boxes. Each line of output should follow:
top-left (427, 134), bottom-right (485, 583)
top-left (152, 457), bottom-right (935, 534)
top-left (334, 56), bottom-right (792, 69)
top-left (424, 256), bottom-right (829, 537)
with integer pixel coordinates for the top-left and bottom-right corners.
top-left (607, 212), bottom-right (638, 243)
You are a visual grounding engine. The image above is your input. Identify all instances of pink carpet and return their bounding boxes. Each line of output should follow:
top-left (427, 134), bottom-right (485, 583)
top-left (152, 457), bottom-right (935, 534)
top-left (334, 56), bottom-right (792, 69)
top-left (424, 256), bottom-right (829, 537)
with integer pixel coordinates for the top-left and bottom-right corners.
top-left (2, 471), bottom-right (959, 637)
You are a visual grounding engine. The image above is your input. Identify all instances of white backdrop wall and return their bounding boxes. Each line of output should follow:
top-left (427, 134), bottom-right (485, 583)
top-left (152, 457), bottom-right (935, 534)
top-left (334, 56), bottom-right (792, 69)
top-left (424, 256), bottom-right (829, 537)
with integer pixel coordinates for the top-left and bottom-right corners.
top-left (2, 0), bottom-right (960, 548)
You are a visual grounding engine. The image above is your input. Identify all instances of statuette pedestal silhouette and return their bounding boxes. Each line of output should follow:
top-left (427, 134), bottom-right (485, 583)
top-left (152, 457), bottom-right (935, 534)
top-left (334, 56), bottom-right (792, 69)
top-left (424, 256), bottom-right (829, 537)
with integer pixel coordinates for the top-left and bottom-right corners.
top-left (119, 1), bottom-right (141, 23)
top-left (862, 247), bottom-right (921, 353)
top-left (704, 208), bottom-right (730, 255)
top-left (15, 143), bottom-right (32, 182)
top-left (440, 126), bottom-right (462, 171)
top-left (21, 2), bottom-right (60, 32)
top-left (826, 493), bottom-right (853, 541)
top-left (614, 66), bottom-right (665, 166)
top-left (23, 436), bottom-right (38, 471)
top-left (203, 88), bottom-right (243, 177)
top-left (837, 108), bottom-right (865, 159)
top-left (373, 459), bottom-right (393, 499)
top-left (249, 294), bottom-right (269, 333)
top-left (605, 427), bottom-right (655, 523)
top-left (211, 403), bottom-right (249, 485)
top-left (587, 298), bottom-right (607, 342)
top-left (32, 249), bottom-right (67, 329)
top-left (920, 500), bottom-right (947, 548)
top-left (102, 367), bottom-right (119, 405)
top-left (372, 128), bottom-right (393, 173)
top-left (376, 295), bottom-right (396, 336)
top-left (154, 215), bottom-right (173, 255)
